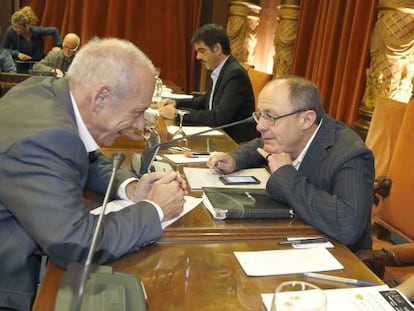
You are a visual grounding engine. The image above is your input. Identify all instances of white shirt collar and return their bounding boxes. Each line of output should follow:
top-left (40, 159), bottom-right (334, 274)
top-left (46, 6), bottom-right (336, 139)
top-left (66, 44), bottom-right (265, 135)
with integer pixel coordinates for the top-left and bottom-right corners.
top-left (69, 92), bottom-right (99, 153)
top-left (292, 118), bottom-right (323, 170)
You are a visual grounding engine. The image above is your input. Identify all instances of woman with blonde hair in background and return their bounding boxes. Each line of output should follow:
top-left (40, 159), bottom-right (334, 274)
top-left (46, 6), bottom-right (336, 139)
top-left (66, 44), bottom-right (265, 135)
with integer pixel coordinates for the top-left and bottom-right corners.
top-left (1, 6), bottom-right (62, 73)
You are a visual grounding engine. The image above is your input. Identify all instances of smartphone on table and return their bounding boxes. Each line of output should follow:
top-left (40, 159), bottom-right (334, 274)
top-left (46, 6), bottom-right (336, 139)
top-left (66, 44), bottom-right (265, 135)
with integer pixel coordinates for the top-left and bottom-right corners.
top-left (219, 175), bottom-right (260, 185)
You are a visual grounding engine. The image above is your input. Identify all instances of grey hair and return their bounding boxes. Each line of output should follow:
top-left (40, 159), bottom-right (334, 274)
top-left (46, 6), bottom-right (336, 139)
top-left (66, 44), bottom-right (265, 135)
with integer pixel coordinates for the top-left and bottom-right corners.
top-left (66, 37), bottom-right (155, 100)
top-left (274, 75), bottom-right (325, 124)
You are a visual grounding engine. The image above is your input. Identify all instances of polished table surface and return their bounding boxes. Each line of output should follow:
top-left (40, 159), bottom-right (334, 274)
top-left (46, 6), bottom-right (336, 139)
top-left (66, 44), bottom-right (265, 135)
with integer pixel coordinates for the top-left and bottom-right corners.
top-left (33, 239), bottom-right (382, 311)
top-left (90, 132), bottom-right (319, 242)
top-left (33, 118), bottom-right (379, 310)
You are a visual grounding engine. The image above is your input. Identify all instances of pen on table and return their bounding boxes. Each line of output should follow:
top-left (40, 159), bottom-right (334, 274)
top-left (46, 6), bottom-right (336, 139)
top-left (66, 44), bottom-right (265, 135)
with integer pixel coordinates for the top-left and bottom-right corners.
top-left (184, 151), bottom-right (211, 158)
top-left (279, 237), bottom-right (329, 245)
top-left (303, 272), bottom-right (376, 286)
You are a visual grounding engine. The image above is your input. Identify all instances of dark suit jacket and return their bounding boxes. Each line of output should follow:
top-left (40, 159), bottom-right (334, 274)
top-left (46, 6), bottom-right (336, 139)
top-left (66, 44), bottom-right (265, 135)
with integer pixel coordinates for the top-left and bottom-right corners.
top-left (230, 115), bottom-right (375, 252)
top-left (177, 56), bottom-right (258, 143)
top-left (0, 77), bottom-right (162, 310)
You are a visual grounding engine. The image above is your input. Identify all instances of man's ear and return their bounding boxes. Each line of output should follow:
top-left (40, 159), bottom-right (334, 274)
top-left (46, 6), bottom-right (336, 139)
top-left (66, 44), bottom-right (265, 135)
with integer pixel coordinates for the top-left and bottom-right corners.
top-left (93, 86), bottom-right (111, 112)
top-left (214, 43), bottom-right (223, 55)
top-left (302, 110), bottom-right (317, 129)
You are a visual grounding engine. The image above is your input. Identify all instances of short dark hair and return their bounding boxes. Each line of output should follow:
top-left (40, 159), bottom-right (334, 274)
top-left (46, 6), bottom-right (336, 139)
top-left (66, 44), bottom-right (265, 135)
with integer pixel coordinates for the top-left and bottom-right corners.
top-left (191, 23), bottom-right (231, 55)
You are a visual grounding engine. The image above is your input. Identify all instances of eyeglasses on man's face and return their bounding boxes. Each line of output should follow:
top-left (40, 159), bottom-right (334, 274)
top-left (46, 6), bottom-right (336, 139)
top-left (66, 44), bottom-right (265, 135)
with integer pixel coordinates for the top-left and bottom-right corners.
top-left (252, 109), bottom-right (309, 126)
top-left (63, 45), bottom-right (79, 52)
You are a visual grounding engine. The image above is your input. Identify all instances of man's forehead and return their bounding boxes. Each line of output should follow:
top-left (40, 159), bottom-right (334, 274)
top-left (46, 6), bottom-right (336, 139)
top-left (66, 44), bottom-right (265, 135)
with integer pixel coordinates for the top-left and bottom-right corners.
top-left (64, 38), bottom-right (78, 46)
top-left (193, 41), bottom-right (208, 49)
top-left (259, 83), bottom-right (290, 110)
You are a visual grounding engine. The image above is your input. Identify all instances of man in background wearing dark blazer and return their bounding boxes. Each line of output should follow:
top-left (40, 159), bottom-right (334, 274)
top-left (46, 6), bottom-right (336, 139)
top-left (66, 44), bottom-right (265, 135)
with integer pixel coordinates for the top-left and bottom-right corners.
top-left (158, 23), bottom-right (257, 143)
top-left (207, 76), bottom-right (375, 253)
top-left (0, 38), bottom-right (186, 310)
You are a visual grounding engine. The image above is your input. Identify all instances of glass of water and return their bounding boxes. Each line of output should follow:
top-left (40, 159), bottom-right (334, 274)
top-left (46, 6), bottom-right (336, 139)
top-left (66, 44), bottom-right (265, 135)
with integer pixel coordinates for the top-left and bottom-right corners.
top-left (270, 281), bottom-right (327, 311)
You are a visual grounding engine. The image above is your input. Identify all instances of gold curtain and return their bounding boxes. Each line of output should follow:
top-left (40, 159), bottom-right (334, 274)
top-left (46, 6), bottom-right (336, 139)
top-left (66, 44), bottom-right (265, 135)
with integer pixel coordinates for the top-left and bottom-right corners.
top-left (24, 0), bottom-right (202, 93)
top-left (291, 0), bottom-right (379, 125)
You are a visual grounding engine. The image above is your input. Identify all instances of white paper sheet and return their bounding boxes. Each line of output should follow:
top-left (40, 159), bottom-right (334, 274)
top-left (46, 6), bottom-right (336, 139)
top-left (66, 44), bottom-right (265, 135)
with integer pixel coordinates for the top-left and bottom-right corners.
top-left (162, 93), bottom-right (193, 100)
top-left (234, 248), bottom-right (344, 277)
top-left (90, 196), bottom-right (202, 229)
top-left (261, 285), bottom-right (414, 311)
top-left (167, 125), bottom-right (223, 136)
top-left (163, 154), bottom-right (210, 164)
top-left (184, 167), bottom-right (270, 190)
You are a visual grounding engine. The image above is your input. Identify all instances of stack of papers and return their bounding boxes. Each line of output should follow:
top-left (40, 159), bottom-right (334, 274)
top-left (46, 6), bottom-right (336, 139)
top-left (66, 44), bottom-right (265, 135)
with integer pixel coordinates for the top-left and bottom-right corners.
top-left (234, 248), bottom-right (344, 276)
top-left (184, 167), bottom-right (270, 190)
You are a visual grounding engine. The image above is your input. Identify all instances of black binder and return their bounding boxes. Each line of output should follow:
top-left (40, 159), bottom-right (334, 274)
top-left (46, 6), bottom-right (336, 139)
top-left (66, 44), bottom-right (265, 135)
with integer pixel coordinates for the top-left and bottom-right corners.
top-left (202, 187), bottom-right (295, 219)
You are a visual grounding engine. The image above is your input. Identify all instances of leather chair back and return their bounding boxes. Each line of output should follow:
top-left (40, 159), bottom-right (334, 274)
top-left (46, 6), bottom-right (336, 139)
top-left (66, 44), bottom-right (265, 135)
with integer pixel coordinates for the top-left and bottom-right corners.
top-left (374, 99), bottom-right (414, 241)
top-left (365, 97), bottom-right (407, 178)
top-left (246, 68), bottom-right (272, 110)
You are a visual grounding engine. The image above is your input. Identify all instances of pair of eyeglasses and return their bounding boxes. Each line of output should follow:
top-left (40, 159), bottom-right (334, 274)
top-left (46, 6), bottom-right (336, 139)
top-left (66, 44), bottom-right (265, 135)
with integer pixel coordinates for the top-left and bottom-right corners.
top-left (252, 109), bottom-right (309, 126)
top-left (63, 45), bottom-right (79, 52)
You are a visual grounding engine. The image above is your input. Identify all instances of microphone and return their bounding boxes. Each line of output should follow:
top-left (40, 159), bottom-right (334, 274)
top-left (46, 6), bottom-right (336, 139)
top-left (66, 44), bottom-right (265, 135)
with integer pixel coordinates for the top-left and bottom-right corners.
top-left (54, 152), bottom-right (147, 311)
top-left (137, 116), bottom-right (255, 177)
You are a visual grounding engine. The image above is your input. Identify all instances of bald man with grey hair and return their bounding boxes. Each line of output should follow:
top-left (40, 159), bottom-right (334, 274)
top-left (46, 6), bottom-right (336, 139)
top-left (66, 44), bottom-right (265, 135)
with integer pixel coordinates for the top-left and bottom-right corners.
top-left (0, 37), bottom-right (186, 310)
top-left (33, 32), bottom-right (81, 77)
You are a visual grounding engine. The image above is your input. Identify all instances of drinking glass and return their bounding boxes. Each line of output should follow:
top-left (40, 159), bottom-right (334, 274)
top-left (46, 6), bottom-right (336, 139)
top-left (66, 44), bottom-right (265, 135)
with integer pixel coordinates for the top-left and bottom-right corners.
top-left (172, 109), bottom-right (189, 140)
top-left (270, 281), bottom-right (326, 311)
top-left (151, 67), bottom-right (163, 108)
top-left (143, 111), bottom-right (160, 145)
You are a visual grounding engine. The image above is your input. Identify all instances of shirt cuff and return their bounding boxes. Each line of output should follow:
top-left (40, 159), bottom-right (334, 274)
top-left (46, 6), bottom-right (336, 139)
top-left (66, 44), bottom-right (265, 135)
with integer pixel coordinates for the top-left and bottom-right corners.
top-left (117, 178), bottom-right (164, 222)
top-left (117, 177), bottom-right (138, 200)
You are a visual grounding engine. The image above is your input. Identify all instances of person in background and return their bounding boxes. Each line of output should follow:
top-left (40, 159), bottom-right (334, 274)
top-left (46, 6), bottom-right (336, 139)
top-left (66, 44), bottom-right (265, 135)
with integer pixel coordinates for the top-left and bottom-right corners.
top-left (158, 23), bottom-right (257, 143)
top-left (207, 76), bottom-right (375, 253)
top-left (1, 6), bottom-right (62, 73)
top-left (0, 25), bottom-right (16, 72)
top-left (33, 32), bottom-right (80, 77)
top-left (0, 37), bottom-right (186, 310)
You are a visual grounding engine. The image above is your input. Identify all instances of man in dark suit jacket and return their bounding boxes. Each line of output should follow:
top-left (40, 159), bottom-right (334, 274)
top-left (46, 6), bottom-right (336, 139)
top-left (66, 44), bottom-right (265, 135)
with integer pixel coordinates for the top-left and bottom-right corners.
top-left (0, 38), bottom-right (186, 310)
top-left (158, 23), bottom-right (257, 143)
top-left (207, 76), bottom-right (375, 253)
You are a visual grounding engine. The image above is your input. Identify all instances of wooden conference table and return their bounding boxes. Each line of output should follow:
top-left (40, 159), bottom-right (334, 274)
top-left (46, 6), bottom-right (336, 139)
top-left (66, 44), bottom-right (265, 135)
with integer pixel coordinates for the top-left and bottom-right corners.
top-left (33, 118), bottom-right (382, 310)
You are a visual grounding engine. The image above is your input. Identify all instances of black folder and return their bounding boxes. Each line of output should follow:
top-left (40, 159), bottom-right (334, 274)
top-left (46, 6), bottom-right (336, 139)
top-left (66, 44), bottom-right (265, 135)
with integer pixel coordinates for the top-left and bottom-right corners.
top-left (202, 187), bottom-right (295, 219)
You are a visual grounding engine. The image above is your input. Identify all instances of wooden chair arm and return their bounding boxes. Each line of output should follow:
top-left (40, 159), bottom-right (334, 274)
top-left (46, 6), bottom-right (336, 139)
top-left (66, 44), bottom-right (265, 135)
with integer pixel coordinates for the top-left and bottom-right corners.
top-left (357, 244), bottom-right (414, 279)
top-left (373, 175), bottom-right (392, 205)
top-left (357, 248), bottom-right (399, 279)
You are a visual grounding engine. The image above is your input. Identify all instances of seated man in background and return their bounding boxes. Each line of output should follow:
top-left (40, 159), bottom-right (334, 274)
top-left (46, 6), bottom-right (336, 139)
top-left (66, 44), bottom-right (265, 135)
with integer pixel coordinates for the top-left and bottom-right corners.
top-left (33, 32), bottom-right (80, 77)
top-left (0, 37), bottom-right (186, 310)
top-left (158, 23), bottom-right (257, 143)
top-left (0, 25), bottom-right (16, 72)
top-left (207, 76), bottom-right (375, 253)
